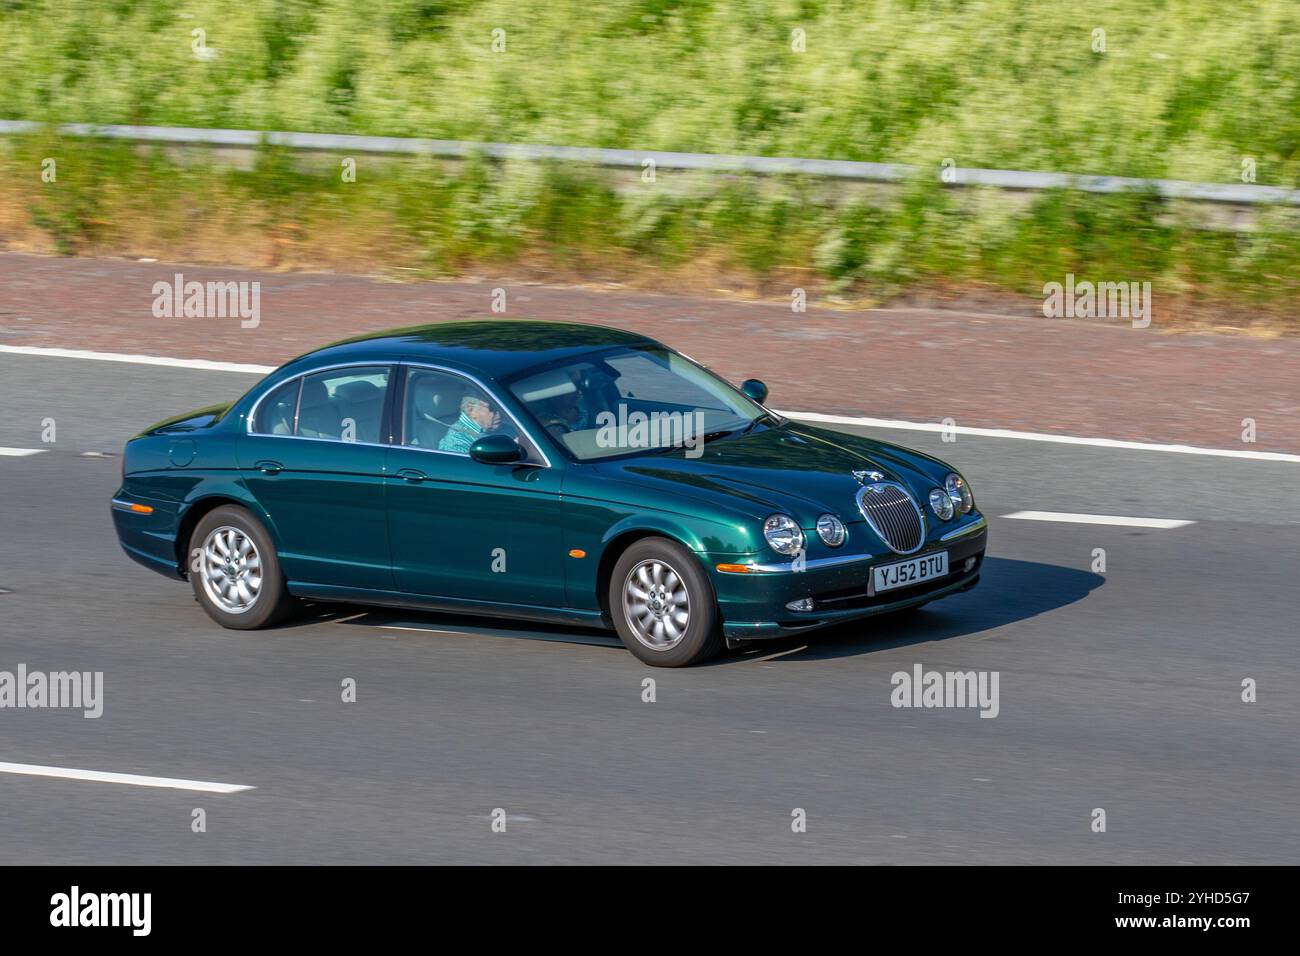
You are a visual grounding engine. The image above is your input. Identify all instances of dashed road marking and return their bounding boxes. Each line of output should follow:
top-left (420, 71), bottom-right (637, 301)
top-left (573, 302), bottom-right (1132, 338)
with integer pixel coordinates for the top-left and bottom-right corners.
top-left (0, 447), bottom-right (46, 457)
top-left (0, 761), bottom-right (254, 793)
top-left (1002, 511), bottom-right (1194, 529)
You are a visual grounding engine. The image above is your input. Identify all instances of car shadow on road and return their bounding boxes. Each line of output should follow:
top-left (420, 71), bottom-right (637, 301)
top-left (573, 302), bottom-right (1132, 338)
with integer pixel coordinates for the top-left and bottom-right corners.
top-left (727, 556), bottom-right (1103, 665)
top-left (274, 557), bottom-right (1100, 665)
top-left (289, 602), bottom-right (623, 647)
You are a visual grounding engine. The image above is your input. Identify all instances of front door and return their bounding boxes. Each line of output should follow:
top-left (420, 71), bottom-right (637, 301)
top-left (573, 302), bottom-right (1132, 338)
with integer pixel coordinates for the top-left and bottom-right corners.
top-left (384, 365), bottom-right (567, 609)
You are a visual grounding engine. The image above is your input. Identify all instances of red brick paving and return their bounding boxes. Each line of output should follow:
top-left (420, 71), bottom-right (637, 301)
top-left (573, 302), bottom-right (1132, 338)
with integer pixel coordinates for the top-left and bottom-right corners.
top-left (1, 253), bottom-right (1297, 454)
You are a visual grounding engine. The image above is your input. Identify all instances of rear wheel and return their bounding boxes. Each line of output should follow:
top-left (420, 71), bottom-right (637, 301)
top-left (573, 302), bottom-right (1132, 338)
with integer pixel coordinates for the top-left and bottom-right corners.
top-left (189, 505), bottom-right (296, 629)
top-left (609, 538), bottom-right (723, 667)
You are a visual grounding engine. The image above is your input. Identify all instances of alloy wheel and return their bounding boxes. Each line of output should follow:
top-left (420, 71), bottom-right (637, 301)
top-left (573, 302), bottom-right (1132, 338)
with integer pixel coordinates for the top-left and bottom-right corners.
top-left (622, 559), bottom-right (691, 650)
top-left (199, 525), bottom-right (263, 614)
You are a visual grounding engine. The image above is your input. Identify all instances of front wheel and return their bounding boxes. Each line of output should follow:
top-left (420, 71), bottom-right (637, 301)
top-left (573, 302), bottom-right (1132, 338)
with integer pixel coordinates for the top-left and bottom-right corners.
top-left (609, 538), bottom-right (723, 667)
top-left (188, 505), bottom-right (296, 629)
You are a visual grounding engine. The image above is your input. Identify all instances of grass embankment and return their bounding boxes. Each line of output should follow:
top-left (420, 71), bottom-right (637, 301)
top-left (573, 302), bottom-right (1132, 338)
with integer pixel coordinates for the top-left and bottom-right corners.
top-left (1, 1), bottom-right (1297, 324)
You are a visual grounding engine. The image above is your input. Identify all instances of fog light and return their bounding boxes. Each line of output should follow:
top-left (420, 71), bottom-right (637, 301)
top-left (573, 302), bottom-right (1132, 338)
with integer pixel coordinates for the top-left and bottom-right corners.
top-left (786, 597), bottom-right (815, 612)
top-left (963, 557), bottom-right (976, 572)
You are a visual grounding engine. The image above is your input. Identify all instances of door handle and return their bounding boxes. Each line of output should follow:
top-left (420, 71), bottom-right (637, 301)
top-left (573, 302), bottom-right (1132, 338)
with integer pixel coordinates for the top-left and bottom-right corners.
top-left (397, 468), bottom-right (427, 483)
top-left (255, 460), bottom-right (283, 475)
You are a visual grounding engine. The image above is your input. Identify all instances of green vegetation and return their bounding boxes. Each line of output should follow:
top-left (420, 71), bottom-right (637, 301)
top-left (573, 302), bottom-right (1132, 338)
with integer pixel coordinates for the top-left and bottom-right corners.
top-left (1, 1), bottom-right (1298, 319)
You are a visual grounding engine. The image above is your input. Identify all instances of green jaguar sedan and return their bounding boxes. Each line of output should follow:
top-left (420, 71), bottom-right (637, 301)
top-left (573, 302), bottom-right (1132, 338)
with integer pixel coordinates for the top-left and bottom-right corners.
top-left (111, 321), bottom-right (986, 666)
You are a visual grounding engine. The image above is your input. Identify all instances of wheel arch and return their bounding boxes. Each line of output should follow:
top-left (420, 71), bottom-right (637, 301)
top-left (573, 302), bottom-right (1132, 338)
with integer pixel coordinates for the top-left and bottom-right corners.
top-left (174, 492), bottom-right (280, 576)
top-left (595, 526), bottom-right (715, 622)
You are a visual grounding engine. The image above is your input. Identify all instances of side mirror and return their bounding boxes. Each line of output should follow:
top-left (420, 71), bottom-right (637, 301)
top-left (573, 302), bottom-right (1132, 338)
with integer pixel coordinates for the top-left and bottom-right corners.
top-left (740, 379), bottom-right (768, 404)
top-left (469, 433), bottom-right (525, 465)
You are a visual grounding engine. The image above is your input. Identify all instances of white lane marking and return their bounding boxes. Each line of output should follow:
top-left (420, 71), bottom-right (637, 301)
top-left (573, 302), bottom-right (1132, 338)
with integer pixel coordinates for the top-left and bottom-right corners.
top-left (0, 447), bottom-right (46, 456)
top-left (1002, 511), bottom-right (1194, 529)
top-left (0, 344), bottom-right (272, 375)
top-left (0, 761), bottom-right (254, 793)
top-left (2, 345), bottom-right (1296, 464)
top-left (781, 410), bottom-right (1300, 464)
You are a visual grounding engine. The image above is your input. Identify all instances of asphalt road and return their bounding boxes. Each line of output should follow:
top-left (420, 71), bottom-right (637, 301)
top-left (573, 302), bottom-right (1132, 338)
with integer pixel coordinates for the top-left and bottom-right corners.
top-left (0, 351), bottom-right (1297, 864)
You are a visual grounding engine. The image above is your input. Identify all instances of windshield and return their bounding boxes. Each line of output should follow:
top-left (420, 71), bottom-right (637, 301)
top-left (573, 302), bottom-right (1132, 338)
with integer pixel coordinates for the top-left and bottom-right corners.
top-left (507, 345), bottom-right (770, 461)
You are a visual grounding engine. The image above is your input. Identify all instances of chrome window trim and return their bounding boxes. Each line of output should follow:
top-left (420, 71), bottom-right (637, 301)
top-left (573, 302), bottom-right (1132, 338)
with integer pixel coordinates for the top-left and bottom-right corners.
top-left (291, 376), bottom-right (303, 435)
top-left (401, 361), bottom-right (552, 469)
top-left (939, 515), bottom-right (987, 542)
top-left (246, 361), bottom-right (393, 441)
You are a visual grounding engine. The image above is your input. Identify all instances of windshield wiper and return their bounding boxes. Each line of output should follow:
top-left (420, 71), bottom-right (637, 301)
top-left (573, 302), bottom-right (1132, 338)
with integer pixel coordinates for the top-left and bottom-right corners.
top-left (736, 413), bottom-right (776, 437)
top-left (701, 428), bottom-right (739, 444)
top-left (702, 414), bottom-right (776, 444)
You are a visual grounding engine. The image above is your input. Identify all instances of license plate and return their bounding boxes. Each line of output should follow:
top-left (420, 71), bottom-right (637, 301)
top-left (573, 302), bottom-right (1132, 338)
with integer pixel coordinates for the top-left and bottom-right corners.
top-left (872, 551), bottom-right (948, 594)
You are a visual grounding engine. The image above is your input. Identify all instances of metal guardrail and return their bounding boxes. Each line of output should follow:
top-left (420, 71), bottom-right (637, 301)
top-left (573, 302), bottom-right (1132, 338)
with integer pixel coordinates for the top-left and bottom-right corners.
top-left (3, 119), bottom-right (1298, 206)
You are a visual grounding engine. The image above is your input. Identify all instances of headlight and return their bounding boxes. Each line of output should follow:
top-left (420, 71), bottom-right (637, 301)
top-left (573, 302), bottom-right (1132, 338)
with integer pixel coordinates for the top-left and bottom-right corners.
top-left (928, 488), bottom-right (954, 520)
top-left (816, 513), bottom-right (846, 547)
top-left (945, 473), bottom-right (973, 514)
top-left (763, 513), bottom-right (805, 556)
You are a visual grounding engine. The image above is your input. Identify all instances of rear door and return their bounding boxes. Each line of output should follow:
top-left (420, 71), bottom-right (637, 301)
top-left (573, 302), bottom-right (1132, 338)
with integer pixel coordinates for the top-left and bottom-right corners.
top-left (238, 364), bottom-right (394, 590)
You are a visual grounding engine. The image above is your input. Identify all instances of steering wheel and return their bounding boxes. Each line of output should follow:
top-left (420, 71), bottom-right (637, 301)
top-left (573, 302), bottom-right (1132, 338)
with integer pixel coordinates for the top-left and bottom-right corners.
top-left (541, 417), bottom-right (572, 439)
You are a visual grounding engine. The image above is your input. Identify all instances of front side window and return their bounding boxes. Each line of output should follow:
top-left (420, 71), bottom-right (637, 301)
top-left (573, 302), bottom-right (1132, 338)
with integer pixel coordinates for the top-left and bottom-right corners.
top-left (403, 367), bottom-right (528, 457)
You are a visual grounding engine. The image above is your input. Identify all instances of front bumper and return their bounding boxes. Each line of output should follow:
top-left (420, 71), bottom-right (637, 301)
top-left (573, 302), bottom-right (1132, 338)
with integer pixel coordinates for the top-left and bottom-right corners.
top-left (708, 517), bottom-right (987, 641)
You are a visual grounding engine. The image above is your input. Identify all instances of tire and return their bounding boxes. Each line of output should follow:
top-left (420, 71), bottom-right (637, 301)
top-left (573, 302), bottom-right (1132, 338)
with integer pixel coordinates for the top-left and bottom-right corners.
top-left (188, 505), bottom-right (296, 629)
top-left (609, 538), bottom-right (723, 667)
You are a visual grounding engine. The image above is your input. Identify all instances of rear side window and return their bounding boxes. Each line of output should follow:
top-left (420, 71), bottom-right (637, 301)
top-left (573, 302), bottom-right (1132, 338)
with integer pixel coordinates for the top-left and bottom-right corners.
top-left (252, 379), bottom-right (300, 435)
top-left (251, 367), bottom-right (391, 442)
top-left (298, 367), bottom-right (390, 443)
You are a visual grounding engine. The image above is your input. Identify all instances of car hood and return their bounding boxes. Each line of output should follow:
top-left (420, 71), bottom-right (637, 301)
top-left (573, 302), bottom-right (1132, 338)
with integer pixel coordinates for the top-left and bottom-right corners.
top-left (593, 420), bottom-right (955, 526)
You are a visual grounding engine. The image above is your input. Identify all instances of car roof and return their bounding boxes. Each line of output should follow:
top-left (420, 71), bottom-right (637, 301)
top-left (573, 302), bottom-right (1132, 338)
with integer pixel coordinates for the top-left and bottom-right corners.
top-left (289, 320), bottom-right (655, 379)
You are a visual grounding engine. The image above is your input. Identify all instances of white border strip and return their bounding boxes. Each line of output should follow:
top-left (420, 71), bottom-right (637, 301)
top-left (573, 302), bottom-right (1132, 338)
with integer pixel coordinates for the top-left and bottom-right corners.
top-left (0, 760), bottom-right (254, 793)
top-left (1, 345), bottom-right (1295, 463)
top-left (780, 410), bottom-right (1300, 463)
top-left (1003, 511), bottom-right (1194, 529)
top-left (0, 344), bottom-right (272, 375)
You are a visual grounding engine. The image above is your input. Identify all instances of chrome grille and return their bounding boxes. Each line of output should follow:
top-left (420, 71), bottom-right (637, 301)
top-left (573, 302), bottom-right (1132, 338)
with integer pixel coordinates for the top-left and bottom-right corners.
top-left (855, 482), bottom-right (925, 554)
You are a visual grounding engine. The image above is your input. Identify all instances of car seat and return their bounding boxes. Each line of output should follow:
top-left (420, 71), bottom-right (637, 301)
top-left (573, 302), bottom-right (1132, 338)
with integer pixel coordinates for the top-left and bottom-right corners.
top-left (298, 377), bottom-right (343, 439)
top-left (408, 375), bottom-right (467, 447)
top-left (334, 379), bottom-right (385, 443)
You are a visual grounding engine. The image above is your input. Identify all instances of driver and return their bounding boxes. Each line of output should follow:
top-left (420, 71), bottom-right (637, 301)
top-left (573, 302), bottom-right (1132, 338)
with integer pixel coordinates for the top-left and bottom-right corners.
top-left (439, 394), bottom-right (502, 453)
top-left (539, 372), bottom-right (592, 432)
